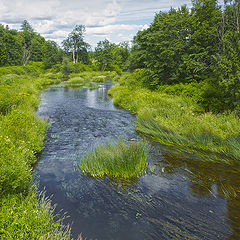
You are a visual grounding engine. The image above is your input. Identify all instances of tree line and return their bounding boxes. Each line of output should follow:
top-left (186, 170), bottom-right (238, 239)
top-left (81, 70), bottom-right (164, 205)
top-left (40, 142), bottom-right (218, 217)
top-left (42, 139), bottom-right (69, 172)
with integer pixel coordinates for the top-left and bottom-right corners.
top-left (131, 0), bottom-right (240, 112)
top-left (1, 0), bottom-right (240, 112)
top-left (0, 20), bottom-right (130, 74)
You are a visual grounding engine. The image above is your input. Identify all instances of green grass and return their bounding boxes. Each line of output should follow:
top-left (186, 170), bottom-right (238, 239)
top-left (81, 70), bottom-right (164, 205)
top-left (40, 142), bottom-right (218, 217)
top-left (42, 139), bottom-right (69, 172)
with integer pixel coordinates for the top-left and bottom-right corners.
top-left (0, 66), bottom-right (72, 239)
top-left (69, 71), bottom-right (120, 82)
top-left (109, 82), bottom-right (240, 161)
top-left (84, 82), bottom-right (99, 89)
top-left (0, 190), bottom-right (71, 240)
top-left (79, 139), bottom-right (148, 179)
top-left (66, 70), bottom-right (121, 89)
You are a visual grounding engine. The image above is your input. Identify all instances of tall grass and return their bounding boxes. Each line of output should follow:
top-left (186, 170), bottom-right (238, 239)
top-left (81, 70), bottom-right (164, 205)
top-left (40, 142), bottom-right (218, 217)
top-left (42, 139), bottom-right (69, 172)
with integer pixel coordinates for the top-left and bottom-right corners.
top-left (68, 71), bottom-right (119, 83)
top-left (109, 83), bottom-right (240, 161)
top-left (79, 139), bottom-right (148, 179)
top-left (0, 66), bottom-right (72, 239)
top-left (0, 190), bottom-right (71, 240)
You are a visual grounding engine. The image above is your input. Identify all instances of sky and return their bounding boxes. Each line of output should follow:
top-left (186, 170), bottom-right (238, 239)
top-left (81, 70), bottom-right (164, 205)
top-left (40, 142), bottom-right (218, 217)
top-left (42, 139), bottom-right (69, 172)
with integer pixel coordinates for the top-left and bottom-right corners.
top-left (0, 0), bottom-right (192, 49)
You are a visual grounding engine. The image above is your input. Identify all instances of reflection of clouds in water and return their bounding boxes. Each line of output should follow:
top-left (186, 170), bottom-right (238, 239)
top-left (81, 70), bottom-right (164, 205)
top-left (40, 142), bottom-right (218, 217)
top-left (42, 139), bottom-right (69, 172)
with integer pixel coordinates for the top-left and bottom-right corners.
top-left (36, 84), bottom-right (234, 240)
top-left (141, 175), bottom-right (170, 194)
top-left (86, 86), bottom-right (115, 110)
top-left (86, 89), bottom-right (95, 107)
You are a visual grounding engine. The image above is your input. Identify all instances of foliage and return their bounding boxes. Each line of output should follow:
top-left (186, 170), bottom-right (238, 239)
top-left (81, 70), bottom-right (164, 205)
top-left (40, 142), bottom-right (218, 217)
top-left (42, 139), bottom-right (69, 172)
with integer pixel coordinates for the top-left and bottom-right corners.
top-left (79, 139), bottom-right (148, 179)
top-left (62, 25), bottom-right (90, 64)
top-left (130, 0), bottom-right (240, 112)
top-left (0, 21), bottom-right (63, 68)
top-left (109, 79), bottom-right (240, 160)
top-left (94, 39), bottom-right (129, 73)
top-left (61, 57), bottom-right (72, 77)
top-left (0, 190), bottom-right (71, 239)
top-left (0, 67), bottom-right (72, 238)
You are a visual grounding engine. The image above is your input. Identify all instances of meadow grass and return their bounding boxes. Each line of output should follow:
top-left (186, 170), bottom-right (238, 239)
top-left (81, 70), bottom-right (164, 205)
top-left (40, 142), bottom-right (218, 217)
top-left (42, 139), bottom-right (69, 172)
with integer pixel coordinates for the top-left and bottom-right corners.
top-left (69, 71), bottom-right (119, 83)
top-left (0, 190), bottom-right (71, 240)
top-left (109, 84), bottom-right (240, 161)
top-left (79, 139), bottom-right (148, 179)
top-left (0, 66), bottom-right (72, 239)
top-left (84, 82), bottom-right (99, 89)
top-left (66, 70), bottom-right (120, 89)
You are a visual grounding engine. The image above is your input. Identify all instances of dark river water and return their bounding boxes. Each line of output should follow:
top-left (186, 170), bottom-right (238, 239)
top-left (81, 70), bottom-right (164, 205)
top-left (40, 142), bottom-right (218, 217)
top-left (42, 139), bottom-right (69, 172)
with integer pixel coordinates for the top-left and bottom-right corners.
top-left (36, 82), bottom-right (240, 240)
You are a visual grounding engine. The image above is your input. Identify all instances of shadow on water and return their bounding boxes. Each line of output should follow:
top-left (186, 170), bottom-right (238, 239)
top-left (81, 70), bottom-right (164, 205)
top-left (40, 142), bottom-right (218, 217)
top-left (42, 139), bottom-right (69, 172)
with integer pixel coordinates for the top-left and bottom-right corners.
top-left (36, 81), bottom-right (240, 240)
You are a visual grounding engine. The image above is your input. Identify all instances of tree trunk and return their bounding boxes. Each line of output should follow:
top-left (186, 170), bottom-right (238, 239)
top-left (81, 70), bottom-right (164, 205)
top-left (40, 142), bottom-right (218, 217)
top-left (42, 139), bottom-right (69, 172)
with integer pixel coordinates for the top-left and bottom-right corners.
top-left (236, 0), bottom-right (239, 33)
top-left (22, 45), bottom-right (31, 66)
top-left (72, 49), bottom-right (75, 63)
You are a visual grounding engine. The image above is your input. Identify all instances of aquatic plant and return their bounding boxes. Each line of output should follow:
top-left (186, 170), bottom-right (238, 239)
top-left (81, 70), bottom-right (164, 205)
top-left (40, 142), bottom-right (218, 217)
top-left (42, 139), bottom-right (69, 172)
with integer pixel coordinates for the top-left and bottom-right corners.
top-left (65, 77), bottom-right (85, 86)
top-left (109, 82), bottom-right (240, 161)
top-left (79, 139), bottom-right (148, 179)
top-left (84, 82), bottom-right (99, 89)
top-left (69, 71), bottom-right (120, 82)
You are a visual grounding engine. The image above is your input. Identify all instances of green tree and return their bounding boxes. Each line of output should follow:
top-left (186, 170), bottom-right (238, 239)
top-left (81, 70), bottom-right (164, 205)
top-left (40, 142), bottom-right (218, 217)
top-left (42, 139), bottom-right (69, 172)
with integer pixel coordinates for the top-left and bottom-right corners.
top-left (94, 39), bottom-right (129, 73)
top-left (62, 25), bottom-right (90, 64)
top-left (131, 6), bottom-right (192, 87)
top-left (43, 41), bottom-right (62, 69)
top-left (19, 20), bottom-right (35, 65)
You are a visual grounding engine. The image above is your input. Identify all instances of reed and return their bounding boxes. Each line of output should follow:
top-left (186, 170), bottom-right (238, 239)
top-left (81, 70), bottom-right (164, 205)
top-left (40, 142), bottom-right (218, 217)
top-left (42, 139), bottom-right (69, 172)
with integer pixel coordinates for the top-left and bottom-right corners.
top-left (79, 139), bottom-right (148, 179)
top-left (109, 84), bottom-right (240, 160)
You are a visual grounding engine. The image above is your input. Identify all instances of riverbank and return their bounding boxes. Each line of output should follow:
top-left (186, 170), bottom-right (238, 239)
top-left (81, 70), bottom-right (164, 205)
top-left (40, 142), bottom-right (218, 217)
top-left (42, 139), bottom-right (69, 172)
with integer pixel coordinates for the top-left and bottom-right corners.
top-left (0, 64), bottom-right (72, 239)
top-left (108, 72), bottom-right (240, 162)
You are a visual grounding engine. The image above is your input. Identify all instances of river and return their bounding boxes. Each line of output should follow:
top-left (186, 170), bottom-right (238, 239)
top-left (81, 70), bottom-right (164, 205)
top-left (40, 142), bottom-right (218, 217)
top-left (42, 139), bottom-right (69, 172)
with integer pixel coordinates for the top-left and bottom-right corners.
top-left (36, 81), bottom-right (240, 240)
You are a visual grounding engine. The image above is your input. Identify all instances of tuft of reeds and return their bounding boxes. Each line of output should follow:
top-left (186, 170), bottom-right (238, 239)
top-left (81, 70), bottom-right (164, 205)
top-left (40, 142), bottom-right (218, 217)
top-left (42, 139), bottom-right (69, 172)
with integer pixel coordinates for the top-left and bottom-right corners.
top-left (79, 139), bottom-right (148, 179)
top-left (84, 82), bottom-right (99, 89)
top-left (109, 83), bottom-right (240, 161)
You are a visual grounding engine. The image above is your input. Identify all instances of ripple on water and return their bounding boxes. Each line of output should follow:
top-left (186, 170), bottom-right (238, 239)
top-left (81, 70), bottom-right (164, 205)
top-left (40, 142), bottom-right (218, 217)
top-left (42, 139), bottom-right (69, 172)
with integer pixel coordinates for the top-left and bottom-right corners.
top-left (36, 82), bottom-right (239, 240)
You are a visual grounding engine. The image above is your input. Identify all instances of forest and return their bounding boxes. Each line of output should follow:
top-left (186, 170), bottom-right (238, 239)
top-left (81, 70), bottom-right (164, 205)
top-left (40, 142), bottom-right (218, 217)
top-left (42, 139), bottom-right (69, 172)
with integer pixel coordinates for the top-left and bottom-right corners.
top-left (1, 0), bottom-right (240, 239)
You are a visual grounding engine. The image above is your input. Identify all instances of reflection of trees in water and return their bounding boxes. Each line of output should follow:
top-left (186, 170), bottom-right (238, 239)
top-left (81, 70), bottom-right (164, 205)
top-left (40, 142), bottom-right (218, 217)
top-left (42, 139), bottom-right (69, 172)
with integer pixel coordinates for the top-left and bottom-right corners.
top-left (160, 151), bottom-right (240, 240)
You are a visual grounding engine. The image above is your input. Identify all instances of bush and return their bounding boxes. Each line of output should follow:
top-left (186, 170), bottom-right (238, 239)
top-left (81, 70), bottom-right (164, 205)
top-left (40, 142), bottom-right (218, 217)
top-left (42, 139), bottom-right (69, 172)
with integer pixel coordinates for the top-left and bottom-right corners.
top-left (0, 62), bottom-right (44, 77)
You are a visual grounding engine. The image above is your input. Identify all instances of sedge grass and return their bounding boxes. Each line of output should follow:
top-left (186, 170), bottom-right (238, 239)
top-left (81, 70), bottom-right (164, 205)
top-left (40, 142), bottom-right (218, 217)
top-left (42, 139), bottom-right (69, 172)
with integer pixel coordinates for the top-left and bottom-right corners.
top-left (79, 139), bottom-right (148, 179)
top-left (0, 66), bottom-right (73, 239)
top-left (109, 84), bottom-right (240, 161)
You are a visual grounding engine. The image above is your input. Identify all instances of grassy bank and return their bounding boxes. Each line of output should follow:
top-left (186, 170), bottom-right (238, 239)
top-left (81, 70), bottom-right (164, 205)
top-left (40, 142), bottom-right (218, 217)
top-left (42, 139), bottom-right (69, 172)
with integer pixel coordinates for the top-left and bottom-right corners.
top-left (79, 139), bottom-right (148, 179)
top-left (108, 73), bottom-right (240, 161)
top-left (0, 65), bottom-right (71, 239)
top-left (65, 71), bottom-right (119, 88)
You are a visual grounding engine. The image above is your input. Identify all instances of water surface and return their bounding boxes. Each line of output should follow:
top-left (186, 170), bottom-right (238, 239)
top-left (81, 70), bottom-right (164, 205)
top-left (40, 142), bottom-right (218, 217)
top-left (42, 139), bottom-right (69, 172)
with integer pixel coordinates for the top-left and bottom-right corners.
top-left (36, 82), bottom-right (240, 240)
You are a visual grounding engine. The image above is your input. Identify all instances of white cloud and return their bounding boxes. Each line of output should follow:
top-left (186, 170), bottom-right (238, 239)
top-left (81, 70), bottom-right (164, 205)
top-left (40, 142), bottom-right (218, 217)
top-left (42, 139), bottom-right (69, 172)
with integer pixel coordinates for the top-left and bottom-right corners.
top-left (141, 24), bottom-right (149, 31)
top-left (0, 0), bottom-right (192, 47)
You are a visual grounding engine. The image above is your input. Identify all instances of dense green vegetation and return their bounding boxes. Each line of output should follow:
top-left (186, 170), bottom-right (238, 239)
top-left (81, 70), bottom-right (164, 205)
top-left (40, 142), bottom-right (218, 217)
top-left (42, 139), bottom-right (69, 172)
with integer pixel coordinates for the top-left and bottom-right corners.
top-left (106, 0), bottom-right (240, 161)
top-left (0, 21), bottom-right (63, 69)
top-left (0, 21), bottom-right (130, 74)
top-left (1, 0), bottom-right (240, 237)
top-left (79, 139), bottom-right (148, 179)
top-left (109, 70), bottom-right (240, 161)
top-left (0, 64), bottom-right (72, 239)
top-left (130, 0), bottom-right (240, 113)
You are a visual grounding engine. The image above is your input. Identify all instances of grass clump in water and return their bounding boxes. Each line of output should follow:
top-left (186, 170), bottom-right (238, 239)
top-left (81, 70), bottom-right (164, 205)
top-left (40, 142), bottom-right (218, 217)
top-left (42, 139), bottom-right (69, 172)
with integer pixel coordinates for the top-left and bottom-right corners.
top-left (84, 82), bottom-right (99, 89)
top-left (79, 139), bottom-right (148, 179)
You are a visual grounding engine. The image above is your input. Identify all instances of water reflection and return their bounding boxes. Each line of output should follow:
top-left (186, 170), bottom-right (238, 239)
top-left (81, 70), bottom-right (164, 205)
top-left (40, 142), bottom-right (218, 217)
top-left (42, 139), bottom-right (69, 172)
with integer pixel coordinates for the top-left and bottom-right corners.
top-left (157, 146), bottom-right (240, 240)
top-left (36, 82), bottom-right (240, 240)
